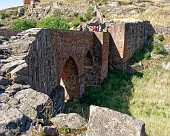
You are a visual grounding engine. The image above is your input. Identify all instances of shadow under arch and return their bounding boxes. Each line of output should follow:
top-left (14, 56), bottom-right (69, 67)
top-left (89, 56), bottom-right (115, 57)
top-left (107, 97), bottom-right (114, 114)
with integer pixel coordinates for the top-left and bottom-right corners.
top-left (84, 50), bottom-right (96, 86)
top-left (60, 56), bottom-right (80, 101)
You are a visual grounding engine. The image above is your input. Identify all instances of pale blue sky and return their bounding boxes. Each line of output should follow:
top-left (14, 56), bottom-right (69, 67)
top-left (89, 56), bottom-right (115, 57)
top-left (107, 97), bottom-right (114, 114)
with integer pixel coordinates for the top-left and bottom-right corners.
top-left (0, 0), bottom-right (22, 10)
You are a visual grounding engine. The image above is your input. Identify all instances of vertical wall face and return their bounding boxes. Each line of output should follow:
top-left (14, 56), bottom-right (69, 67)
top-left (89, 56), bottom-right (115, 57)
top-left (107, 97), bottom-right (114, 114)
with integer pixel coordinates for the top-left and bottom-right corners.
top-left (108, 23), bottom-right (125, 70)
top-left (108, 21), bottom-right (154, 70)
top-left (124, 22), bottom-right (145, 62)
top-left (94, 32), bottom-right (109, 81)
top-left (28, 29), bottom-right (57, 94)
top-left (124, 21), bottom-right (154, 63)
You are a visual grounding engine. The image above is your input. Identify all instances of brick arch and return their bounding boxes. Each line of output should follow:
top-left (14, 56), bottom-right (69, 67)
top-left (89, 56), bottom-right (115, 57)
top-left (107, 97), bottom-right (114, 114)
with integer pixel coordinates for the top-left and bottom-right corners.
top-left (60, 56), bottom-right (80, 100)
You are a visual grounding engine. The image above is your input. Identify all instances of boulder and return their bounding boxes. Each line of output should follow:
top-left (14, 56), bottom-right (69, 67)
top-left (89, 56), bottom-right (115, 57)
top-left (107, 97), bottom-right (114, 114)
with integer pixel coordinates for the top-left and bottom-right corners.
top-left (0, 103), bottom-right (29, 135)
top-left (163, 44), bottom-right (170, 53)
top-left (14, 88), bottom-right (53, 120)
top-left (5, 83), bottom-right (30, 96)
top-left (86, 105), bottom-right (145, 136)
top-left (50, 113), bottom-right (87, 130)
top-left (0, 76), bottom-right (9, 86)
top-left (49, 86), bottom-right (65, 114)
top-left (162, 61), bottom-right (170, 70)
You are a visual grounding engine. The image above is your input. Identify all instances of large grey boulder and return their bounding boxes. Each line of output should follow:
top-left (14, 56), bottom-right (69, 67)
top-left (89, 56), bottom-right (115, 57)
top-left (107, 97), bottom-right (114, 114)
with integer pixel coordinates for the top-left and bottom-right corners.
top-left (86, 105), bottom-right (145, 136)
top-left (14, 88), bottom-right (53, 120)
top-left (50, 113), bottom-right (87, 129)
top-left (0, 103), bottom-right (29, 136)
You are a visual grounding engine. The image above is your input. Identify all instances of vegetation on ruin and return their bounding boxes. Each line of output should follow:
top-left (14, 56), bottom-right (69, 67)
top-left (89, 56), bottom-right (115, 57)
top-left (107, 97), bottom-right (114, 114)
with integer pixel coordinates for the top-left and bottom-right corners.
top-left (65, 35), bottom-right (170, 136)
top-left (37, 16), bottom-right (70, 29)
top-left (11, 19), bottom-right (37, 30)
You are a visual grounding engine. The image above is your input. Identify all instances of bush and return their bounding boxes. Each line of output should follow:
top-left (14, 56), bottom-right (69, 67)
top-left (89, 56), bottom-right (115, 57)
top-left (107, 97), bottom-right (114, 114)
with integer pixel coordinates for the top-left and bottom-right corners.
top-left (0, 11), bottom-right (9, 19)
top-left (156, 35), bottom-right (165, 42)
top-left (11, 19), bottom-right (36, 30)
top-left (84, 6), bottom-right (94, 21)
top-left (152, 42), bottom-right (164, 54)
top-left (37, 16), bottom-right (70, 29)
top-left (71, 15), bottom-right (84, 27)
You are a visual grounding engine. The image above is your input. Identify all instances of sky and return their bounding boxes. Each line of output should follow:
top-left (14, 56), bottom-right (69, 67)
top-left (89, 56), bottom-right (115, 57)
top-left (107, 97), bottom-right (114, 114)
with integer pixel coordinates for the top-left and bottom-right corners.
top-left (0, 0), bottom-right (22, 10)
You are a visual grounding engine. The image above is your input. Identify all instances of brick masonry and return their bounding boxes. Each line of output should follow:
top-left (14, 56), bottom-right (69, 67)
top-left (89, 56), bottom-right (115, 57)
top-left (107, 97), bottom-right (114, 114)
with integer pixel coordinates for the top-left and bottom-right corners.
top-left (108, 21), bottom-right (154, 70)
top-left (19, 29), bottom-right (109, 99)
top-left (7, 21), bottom-right (153, 99)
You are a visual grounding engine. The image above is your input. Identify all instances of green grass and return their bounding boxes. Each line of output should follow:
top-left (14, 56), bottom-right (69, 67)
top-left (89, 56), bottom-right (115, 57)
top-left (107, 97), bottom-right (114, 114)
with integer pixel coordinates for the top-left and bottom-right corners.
top-left (65, 37), bottom-right (170, 135)
top-left (65, 65), bottom-right (170, 136)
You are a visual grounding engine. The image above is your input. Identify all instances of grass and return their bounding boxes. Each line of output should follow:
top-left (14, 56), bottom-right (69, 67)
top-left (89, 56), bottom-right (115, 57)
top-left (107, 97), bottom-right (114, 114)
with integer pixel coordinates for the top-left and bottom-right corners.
top-left (65, 36), bottom-right (170, 136)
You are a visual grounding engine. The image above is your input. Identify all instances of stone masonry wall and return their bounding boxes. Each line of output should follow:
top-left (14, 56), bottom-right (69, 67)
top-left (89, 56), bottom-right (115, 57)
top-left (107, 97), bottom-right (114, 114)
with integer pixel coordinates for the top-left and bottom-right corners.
top-left (0, 29), bottom-right (23, 38)
top-left (27, 29), bottom-right (57, 94)
top-left (154, 26), bottom-right (170, 35)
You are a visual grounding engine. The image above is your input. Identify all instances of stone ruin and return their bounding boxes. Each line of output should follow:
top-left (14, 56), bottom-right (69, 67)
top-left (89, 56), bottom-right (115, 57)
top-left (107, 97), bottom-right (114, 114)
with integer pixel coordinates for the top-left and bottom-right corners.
top-left (0, 21), bottom-right (154, 135)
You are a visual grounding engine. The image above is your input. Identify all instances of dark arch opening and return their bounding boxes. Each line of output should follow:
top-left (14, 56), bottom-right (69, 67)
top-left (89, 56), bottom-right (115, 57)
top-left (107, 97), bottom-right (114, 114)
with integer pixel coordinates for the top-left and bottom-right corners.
top-left (60, 57), bottom-right (80, 101)
top-left (84, 51), bottom-right (93, 66)
top-left (84, 51), bottom-right (96, 86)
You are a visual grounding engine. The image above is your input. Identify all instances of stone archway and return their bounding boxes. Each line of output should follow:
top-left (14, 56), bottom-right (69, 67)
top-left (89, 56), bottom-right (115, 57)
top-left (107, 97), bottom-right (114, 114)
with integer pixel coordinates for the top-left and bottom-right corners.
top-left (84, 51), bottom-right (96, 86)
top-left (60, 57), bottom-right (80, 101)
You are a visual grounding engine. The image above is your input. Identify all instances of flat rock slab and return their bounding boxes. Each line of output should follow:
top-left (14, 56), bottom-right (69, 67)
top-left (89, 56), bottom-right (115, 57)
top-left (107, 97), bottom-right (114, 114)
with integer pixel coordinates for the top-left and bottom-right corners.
top-left (86, 105), bottom-right (145, 136)
top-left (50, 113), bottom-right (87, 129)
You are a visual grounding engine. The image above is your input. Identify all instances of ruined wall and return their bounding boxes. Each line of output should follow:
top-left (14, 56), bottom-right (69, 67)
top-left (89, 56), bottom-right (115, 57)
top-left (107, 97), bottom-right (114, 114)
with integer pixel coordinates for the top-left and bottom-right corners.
top-left (108, 21), bottom-right (154, 70)
top-left (154, 26), bottom-right (170, 35)
top-left (0, 29), bottom-right (23, 38)
top-left (94, 32), bottom-right (109, 81)
top-left (27, 29), bottom-right (57, 94)
top-left (108, 23), bottom-right (125, 70)
top-left (24, 29), bottom-right (109, 99)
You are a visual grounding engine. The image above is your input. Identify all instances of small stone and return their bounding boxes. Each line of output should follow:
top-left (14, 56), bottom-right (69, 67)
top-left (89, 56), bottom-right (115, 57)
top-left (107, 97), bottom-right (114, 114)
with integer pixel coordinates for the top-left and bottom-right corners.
top-left (162, 61), bottom-right (170, 70)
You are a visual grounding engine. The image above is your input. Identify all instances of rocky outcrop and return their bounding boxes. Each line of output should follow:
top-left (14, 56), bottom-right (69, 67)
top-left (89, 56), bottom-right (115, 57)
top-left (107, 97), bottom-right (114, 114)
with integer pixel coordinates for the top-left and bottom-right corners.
top-left (0, 103), bottom-right (30, 136)
top-left (86, 105), bottom-right (145, 136)
top-left (0, 88), bottom-right (58, 135)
